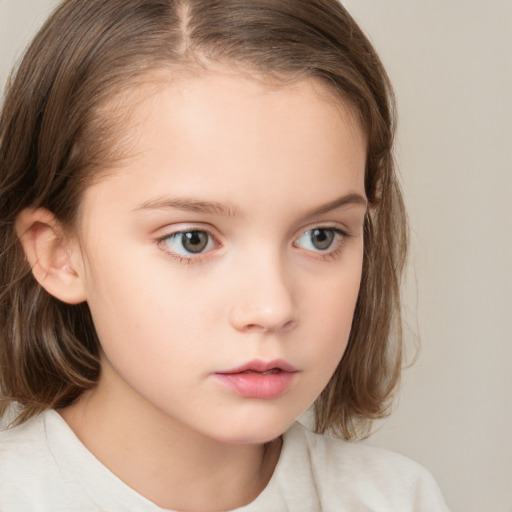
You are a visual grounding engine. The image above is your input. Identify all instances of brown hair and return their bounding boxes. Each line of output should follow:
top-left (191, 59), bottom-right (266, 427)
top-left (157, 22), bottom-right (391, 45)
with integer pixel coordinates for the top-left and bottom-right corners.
top-left (0, 0), bottom-right (407, 439)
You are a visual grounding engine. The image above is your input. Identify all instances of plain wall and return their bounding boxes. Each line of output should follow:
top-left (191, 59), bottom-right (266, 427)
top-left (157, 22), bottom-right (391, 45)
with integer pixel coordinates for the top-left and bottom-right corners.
top-left (342, 4), bottom-right (512, 512)
top-left (1, 1), bottom-right (511, 511)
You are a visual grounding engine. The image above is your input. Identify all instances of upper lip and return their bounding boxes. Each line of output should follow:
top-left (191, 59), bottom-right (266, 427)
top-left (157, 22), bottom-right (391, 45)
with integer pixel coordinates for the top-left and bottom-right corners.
top-left (216, 359), bottom-right (298, 374)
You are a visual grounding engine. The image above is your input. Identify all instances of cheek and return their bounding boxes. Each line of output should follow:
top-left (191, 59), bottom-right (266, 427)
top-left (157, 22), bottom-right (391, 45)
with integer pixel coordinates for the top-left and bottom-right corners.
top-left (302, 254), bottom-right (363, 361)
top-left (83, 251), bottom-right (220, 366)
top-left (83, 233), bottom-right (362, 380)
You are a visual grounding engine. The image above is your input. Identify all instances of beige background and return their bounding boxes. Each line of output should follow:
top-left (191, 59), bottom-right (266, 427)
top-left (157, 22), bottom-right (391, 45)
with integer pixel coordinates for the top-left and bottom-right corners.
top-left (1, 1), bottom-right (511, 511)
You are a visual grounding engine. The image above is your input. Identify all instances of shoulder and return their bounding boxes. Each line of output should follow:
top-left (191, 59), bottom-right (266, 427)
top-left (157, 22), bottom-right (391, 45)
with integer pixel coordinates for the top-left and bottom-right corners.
top-left (0, 411), bottom-right (95, 511)
top-left (280, 422), bottom-right (451, 511)
top-left (0, 411), bottom-right (50, 470)
top-left (0, 413), bottom-right (52, 509)
top-left (290, 421), bottom-right (428, 479)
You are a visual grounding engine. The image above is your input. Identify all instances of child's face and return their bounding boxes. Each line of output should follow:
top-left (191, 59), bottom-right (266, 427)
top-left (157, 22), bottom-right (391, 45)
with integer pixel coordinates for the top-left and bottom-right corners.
top-left (74, 70), bottom-right (367, 444)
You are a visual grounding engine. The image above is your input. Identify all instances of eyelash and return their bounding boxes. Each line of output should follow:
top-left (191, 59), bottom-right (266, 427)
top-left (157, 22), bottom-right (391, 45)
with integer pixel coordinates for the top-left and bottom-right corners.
top-left (293, 227), bottom-right (348, 259)
top-left (156, 226), bottom-right (349, 264)
top-left (157, 228), bottom-right (220, 264)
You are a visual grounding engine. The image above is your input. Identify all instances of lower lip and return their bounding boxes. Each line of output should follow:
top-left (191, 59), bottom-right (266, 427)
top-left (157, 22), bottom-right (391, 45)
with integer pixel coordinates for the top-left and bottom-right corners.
top-left (214, 371), bottom-right (296, 399)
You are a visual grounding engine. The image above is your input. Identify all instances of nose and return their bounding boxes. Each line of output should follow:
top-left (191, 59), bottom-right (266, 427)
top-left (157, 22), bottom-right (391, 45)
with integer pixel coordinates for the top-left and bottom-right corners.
top-left (228, 253), bottom-right (298, 334)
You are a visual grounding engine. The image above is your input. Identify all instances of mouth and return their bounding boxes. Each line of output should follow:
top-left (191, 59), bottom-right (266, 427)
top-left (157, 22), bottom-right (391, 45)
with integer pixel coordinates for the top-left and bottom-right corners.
top-left (217, 359), bottom-right (298, 375)
top-left (214, 359), bottom-right (298, 399)
top-left (239, 369), bottom-right (281, 375)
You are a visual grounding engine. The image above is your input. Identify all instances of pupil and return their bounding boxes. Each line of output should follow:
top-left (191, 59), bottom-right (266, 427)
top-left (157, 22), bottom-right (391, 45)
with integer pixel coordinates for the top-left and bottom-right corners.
top-left (183, 231), bottom-right (208, 253)
top-left (312, 229), bottom-right (334, 250)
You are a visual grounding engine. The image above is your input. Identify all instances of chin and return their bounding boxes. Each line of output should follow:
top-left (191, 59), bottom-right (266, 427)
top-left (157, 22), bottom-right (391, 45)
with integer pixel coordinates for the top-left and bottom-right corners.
top-left (207, 411), bottom-right (299, 446)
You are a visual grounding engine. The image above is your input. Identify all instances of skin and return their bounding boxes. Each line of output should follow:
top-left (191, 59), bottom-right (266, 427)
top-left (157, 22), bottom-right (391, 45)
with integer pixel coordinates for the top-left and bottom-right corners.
top-left (36, 69), bottom-right (368, 510)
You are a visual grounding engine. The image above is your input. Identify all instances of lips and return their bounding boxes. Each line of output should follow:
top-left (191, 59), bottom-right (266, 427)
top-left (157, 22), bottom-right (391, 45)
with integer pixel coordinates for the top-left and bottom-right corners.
top-left (219, 359), bottom-right (298, 374)
top-left (214, 359), bottom-right (298, 399)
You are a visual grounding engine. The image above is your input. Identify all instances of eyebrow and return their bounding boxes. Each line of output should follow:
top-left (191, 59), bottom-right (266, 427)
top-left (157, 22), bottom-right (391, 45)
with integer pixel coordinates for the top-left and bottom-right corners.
top-left (302, 192), bottom-right (368, 217)
top-left (134, 196), bottom-right (241, 217)
top-left (134, 192), bottom-right (367, 218)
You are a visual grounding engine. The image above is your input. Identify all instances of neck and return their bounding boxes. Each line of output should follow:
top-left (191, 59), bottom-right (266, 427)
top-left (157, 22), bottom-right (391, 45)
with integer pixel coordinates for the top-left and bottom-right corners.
top-left (58, 361), bottom-right (282, 511)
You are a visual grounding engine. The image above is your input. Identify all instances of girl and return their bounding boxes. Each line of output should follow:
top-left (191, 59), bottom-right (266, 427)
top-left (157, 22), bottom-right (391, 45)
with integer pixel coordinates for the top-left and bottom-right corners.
top-left (0, 1), bottom-right (450, 510)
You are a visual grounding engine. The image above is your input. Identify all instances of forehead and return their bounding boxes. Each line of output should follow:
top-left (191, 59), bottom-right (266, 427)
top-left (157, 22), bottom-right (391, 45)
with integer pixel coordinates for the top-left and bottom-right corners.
top-left (97, 67), bottom-right (365, 155)
top-left (79, 69), bottom-right (367, 219)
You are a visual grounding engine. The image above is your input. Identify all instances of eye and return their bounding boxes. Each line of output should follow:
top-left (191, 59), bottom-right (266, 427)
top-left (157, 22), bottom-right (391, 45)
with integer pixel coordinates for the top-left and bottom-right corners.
top-left (294, 228), bottom-right (345, 252)
top-left (161, 230), bottom-right (216, 256)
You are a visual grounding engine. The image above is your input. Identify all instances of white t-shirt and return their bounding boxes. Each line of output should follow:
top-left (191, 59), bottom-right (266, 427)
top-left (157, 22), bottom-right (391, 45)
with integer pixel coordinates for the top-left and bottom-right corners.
top-left (0, 410), bottom-right (450, 511)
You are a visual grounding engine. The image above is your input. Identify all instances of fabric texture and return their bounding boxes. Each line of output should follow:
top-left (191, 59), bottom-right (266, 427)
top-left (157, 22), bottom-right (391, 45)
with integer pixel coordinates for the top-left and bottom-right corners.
top-left (0, 410), bottom-right (450, 511)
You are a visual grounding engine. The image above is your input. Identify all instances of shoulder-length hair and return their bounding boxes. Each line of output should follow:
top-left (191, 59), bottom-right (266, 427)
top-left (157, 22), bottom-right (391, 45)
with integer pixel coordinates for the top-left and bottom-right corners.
top-left (0, 0), bottom-right (407, 439)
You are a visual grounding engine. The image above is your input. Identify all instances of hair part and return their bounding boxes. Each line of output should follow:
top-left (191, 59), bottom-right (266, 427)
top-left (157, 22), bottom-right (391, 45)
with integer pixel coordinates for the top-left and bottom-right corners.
top-left (0, 0), bottom-right (407, 438)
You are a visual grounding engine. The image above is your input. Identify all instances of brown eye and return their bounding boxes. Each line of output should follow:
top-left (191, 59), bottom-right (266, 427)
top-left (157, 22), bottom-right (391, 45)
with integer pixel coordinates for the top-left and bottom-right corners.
top-left (295, 228), bottom-right (345, 252)
top-left (181, 231), bottom-right (209, 253)
top-left (310, 229), bottom-right (335, 250)
top-left (163, 230), bottom-right (214, 255)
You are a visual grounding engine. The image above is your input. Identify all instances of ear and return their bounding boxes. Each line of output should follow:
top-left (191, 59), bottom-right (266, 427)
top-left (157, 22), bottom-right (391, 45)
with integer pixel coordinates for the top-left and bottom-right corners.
top-left (15, 208), bottom-right (87, 304)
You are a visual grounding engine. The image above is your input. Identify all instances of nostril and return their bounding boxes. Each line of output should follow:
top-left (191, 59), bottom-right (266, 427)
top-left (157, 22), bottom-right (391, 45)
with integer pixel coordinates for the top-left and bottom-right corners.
top-left (243, 319), bottom-right (297, 334)
top-left (282, 320), bottom-right (297, 332)
top-left (245, 323), bottom-right (266, 332)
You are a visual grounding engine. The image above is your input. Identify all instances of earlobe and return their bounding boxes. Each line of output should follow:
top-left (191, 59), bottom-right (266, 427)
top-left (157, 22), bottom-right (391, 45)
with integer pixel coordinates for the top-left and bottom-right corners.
top-left (15, 208), bottom-right (87, 304)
